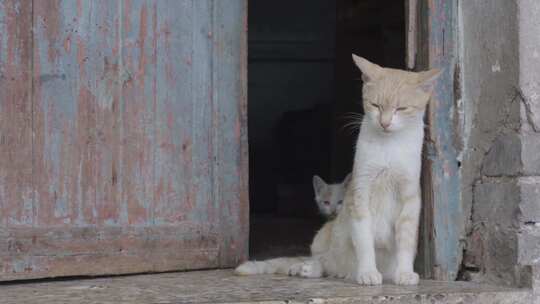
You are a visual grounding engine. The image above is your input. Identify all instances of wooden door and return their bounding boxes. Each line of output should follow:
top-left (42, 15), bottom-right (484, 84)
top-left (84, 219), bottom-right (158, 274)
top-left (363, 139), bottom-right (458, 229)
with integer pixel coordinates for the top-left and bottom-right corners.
top-left (0, 0), bottom-right (248, 281)
top-left (407, 0), bottom-right (461, 280)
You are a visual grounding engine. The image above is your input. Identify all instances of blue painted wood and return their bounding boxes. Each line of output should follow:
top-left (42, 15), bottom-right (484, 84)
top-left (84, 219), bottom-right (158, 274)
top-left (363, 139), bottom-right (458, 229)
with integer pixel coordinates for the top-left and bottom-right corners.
top-left (119, 0), bottom-right (156, 225)
top-left (0, 0), bottom-right (248, 280)
top-left (419, 0), bottom-right (461, 280)
top-left (212, 0), bottom-right (249, 266)
top-left (191, 0), bottom-right (215, 226)
top-left (0, 0), bottom-right (34, 227)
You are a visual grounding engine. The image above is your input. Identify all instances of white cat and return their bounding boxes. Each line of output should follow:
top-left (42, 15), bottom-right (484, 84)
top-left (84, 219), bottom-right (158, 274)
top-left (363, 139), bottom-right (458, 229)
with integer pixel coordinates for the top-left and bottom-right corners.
top-left (235, 55), bottom-right (440, 286)
top-left (313, 173), bottom-right (351, 218)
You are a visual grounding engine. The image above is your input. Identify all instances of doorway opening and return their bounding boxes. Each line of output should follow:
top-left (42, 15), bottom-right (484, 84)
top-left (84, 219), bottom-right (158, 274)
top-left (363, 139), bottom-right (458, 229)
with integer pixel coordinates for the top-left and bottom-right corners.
top-left (248, 0), bottom-right (406, 260)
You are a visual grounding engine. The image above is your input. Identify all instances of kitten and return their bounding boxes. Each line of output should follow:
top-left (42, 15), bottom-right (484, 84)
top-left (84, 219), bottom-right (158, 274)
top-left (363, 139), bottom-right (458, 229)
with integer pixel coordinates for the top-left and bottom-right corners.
top-left (313, 173), bottom-right (351, 218)
top-left (235, 55), bottom-right (440, 285)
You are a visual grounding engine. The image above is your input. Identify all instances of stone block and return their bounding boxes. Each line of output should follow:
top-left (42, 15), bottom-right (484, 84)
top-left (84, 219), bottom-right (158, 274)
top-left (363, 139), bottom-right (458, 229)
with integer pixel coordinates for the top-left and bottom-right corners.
top-left (522, 131), bottom-right (540, 176)
top-left (533, 265), bottom-right (540, 303)
top-left (519, 225), bottom-right (540, 266)
top-left (473, 181), bottom-right (520, 227)
top-left (481, 133), bottom-right (521, 177)
top-left (472, 181), bottom-right (521, 284)
top-left (519, 177), bottom-right (540, 222)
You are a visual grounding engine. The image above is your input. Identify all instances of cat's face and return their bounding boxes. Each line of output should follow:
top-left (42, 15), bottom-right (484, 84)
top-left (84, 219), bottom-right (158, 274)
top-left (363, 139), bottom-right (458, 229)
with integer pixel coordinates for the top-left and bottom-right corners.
top-left (352, 54), bottom-right (440, 133)
top-left (313, 173), bottom-right (351, 218)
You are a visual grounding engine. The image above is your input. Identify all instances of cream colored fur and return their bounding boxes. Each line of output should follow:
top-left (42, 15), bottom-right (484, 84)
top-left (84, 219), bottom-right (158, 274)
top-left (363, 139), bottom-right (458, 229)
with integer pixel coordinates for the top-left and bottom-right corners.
top-left (235, 55), bottom-right (440, 286)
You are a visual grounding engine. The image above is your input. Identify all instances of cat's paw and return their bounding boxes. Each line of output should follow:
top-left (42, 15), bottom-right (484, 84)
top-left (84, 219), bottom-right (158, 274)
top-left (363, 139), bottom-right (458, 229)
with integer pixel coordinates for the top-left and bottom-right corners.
top-left (355, 270), bottom-right (382, 285)
top-left (394, 271), bottom-right (419, 285)
top-left (288, 262), bottom-right (304, 276)
top-left (299, 260), bottom-right (323, 278)
top-left (288, 261), bottom-right (323, 278)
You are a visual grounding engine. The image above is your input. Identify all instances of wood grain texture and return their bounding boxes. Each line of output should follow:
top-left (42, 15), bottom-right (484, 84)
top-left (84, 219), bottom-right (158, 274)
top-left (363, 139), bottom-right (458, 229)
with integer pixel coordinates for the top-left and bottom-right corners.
top-left (405, 0), bottom-right (417, 69)
top-left (0, 226), bottom-right (219, 280)
top-left (0, 0), bottom-right (248, 281)
top-left (0, 0), bottom-right (34, 228)
top-left (119, 0), bottom-right (154, 225)
top-left (212, 0), bottom-right (249, 267)
top-left (152, 0), bottom-right (194, 225)
top-left (416, 0), bottom-right (461, 280)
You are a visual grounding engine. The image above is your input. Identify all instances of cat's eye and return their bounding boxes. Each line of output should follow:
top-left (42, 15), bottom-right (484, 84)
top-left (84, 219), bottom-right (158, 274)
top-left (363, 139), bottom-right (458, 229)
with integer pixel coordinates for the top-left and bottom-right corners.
top-left (396, 107), bottom-right (408, 111)
top-left (323, 201), bottom-right (330, 206)
top-left (337, 200), bottom-right (343, 205)
top-left (370, 103), bottom-right (380, 108)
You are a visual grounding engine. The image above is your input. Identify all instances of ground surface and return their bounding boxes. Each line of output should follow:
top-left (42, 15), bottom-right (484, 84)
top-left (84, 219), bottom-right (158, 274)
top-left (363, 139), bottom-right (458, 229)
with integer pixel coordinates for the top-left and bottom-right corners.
top-left (0, 269), bottom-right (532, 304)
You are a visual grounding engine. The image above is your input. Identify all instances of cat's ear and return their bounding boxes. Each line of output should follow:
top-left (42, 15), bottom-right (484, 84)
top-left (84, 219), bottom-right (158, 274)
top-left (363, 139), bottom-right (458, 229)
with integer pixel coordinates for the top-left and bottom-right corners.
top-left (416, 68), bottom-right (442, 93)
top-left (313, 175), bottom-right (326, 195)
top-left (342, 173), bottom-right (352, 188)
top-left (352, 54), bottom-right (383, 82)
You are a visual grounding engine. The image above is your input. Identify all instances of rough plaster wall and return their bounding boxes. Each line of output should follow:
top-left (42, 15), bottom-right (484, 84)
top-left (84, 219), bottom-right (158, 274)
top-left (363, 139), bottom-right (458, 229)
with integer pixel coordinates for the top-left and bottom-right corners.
top-left (518, 0), bottom-right (540, 301)
top-left (458, 0), bottom-right (521, 285)
top-left (460, 0), bottom-right (540, 293)
top-left (519, 0), bottom-right (540, 178)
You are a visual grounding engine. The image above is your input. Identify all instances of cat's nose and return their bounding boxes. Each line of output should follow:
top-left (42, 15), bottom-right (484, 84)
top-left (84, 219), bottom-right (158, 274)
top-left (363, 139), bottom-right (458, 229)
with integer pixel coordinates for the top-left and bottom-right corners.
top-left (380, 122), bottom-right (391, 130)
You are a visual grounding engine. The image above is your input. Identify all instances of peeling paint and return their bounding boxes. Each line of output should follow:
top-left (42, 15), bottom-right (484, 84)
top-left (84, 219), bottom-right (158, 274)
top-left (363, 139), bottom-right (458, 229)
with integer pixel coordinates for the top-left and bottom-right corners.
top-left (1, 0), bottom-right (248, 280)
top-left (0, 0), bottom-right (34, 228)
top-left (419, 0), bottom-right (462, 280)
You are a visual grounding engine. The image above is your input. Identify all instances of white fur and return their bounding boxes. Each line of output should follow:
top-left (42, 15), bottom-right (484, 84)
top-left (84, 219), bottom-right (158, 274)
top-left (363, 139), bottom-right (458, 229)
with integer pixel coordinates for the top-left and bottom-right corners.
top-left (235, 55), bottom-right (438, 286)
top-left (234, 257), bottom-right (311, 276)
top-left (319, 113), bottom-right (425, 285)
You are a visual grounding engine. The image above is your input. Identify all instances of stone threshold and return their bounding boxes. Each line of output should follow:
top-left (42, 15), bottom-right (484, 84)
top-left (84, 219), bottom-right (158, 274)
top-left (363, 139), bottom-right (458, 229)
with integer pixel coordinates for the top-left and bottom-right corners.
top-left (0, 269), bottom-right (532, 304)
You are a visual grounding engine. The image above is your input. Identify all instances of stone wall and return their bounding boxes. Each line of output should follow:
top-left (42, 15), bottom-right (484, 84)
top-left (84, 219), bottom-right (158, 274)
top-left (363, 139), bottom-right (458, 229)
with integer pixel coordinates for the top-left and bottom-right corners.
top-left (518, 1), bottom-right (540, 300)
top-left (458, 0), bottom-right (540, 294)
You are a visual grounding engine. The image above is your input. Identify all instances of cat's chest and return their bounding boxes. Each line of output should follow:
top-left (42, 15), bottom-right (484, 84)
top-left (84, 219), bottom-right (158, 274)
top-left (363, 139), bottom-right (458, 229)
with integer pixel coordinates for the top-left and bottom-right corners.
top-left (364, 146), bottom-right (416, 174)
top-left (358, 134), bottom-right (421, 172)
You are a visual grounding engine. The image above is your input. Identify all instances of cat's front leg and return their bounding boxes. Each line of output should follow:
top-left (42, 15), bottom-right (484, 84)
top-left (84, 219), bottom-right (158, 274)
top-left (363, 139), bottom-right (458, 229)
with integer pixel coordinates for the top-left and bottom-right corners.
top-left (394, 180), bottom-right (421, 285)
top-left (350, 180), bottom-right (382, 285)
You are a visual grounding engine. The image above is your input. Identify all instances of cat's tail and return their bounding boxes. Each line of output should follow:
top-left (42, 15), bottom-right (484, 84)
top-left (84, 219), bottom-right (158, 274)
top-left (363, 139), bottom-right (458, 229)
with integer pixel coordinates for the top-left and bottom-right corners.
top-left (234, 257), bottom-right (309, 276)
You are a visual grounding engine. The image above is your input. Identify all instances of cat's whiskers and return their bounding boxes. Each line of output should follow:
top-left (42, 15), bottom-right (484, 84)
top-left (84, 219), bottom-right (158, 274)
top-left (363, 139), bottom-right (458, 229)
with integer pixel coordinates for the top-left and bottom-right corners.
top-left (341, 112), bottom-right (366, 135)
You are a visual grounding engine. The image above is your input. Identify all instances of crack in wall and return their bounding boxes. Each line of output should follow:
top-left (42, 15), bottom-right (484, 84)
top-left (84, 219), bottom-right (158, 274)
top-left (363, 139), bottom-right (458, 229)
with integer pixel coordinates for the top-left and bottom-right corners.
top-left (513, 85), bottom-right (540, 132)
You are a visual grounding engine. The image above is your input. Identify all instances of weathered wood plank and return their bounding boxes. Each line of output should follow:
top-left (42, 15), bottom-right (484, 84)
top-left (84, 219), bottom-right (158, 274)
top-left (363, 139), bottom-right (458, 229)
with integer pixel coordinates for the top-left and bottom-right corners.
top-left (119, 0), bottom-right (155, 225)
top-left (153, 0), bottom-right (194, 225)
top-left (1, 0), bottom-right (248, 280)
top-left (94, 1), bottom-right (124, 226)
top-left (405, 0), bottom-right (417, 69)
top-left (33, 0), bottom-right (117, 226)
top-left (212, 0), bottom-right (249, 267)
top-left (0, 226), bottom-right (219, 280)
top-left (416, 0), bottom-right (461, 280)
top-left (0, 0), bottom-right (34, 227)
top-left (191, 0), bottom-right (215, 227)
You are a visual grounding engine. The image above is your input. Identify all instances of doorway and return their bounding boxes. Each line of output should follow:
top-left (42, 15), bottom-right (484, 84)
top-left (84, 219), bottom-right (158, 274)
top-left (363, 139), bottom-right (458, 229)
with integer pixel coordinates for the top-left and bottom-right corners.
top-left (247, 0), bottom-right (406, 260)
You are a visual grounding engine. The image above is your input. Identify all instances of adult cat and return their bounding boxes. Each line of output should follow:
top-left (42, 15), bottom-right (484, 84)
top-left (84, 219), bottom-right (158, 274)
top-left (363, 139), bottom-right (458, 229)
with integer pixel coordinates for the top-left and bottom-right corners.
top-left (235, 55), bottom-right (440, 285)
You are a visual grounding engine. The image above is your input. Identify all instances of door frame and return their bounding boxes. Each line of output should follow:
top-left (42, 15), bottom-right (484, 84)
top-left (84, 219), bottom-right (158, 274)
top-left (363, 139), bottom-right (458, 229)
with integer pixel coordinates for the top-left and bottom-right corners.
top-left (407, 0), bottom-right (462, 280)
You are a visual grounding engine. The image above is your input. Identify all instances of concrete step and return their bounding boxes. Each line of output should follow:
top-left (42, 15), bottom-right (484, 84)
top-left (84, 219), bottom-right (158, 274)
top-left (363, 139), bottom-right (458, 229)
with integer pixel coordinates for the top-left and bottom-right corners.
top-left (0, 269), bottom-right (532, 304)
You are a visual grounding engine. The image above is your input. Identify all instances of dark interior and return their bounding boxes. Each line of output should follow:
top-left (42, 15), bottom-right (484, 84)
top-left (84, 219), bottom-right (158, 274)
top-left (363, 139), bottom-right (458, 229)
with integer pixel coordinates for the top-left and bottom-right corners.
top-left (248, 0), bottom-right (405, 259)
